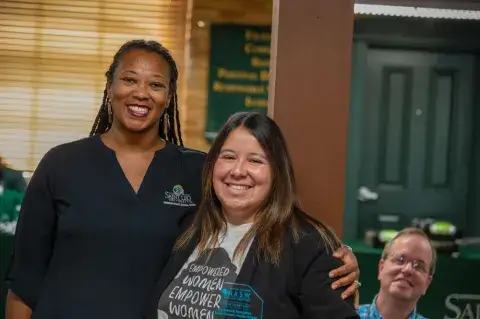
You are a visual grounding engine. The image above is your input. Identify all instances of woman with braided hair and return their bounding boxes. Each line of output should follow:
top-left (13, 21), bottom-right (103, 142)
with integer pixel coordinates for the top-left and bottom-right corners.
top-left (89, 40), bottom-right (183, 145)
top-left (5, 40), bottom-right (360, 319)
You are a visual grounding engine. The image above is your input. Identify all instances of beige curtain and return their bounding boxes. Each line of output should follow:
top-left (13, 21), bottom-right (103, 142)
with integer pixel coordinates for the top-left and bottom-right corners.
top-left (0, 0), bottom-right (188, 171)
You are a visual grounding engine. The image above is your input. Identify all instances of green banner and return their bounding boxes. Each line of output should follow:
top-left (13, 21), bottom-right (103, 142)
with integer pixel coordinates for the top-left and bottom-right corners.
top-left (205, 24), bottom-right (271, 143)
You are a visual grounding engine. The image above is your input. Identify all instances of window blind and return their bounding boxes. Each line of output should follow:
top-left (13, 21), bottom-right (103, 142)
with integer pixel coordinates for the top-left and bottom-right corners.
top-left (0, 0), bottom-right (188, 172)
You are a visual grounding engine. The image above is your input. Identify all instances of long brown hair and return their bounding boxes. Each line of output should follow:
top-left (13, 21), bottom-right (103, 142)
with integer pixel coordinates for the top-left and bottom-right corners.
top-left (175, 112), bottom-right (342, 264)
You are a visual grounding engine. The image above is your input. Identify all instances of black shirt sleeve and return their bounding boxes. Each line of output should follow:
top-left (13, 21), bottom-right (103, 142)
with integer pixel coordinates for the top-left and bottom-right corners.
top-left (296, 230), bottom-right (359, 319)
top-left (5, 149), bottom-right (58, 309)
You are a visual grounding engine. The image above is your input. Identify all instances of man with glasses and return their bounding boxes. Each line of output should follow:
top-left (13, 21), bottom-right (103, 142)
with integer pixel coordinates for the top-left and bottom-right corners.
top-left (357, 228), bottom-right (436, 318)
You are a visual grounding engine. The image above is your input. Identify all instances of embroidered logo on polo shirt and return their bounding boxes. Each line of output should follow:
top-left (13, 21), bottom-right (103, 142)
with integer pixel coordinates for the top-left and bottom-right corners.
top-left (164, 184), bottom-right (196, 207)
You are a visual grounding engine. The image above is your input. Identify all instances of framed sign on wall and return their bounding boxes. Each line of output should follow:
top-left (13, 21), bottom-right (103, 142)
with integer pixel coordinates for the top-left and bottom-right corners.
top-left (204, 24), bottom-right (271, 142)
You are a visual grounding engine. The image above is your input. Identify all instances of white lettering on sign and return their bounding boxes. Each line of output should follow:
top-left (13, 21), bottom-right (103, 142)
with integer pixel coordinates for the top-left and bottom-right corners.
top-left (444, 294), bottom-right (480, 319)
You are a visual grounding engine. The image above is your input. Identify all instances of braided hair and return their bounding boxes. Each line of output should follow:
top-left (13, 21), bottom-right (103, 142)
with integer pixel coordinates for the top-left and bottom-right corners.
top-left (89, 40), bottom-right (183, 146)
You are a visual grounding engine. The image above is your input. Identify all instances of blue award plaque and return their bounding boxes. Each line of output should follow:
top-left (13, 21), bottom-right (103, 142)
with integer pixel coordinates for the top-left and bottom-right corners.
top-left (215, 283), bottom-right (264, 319)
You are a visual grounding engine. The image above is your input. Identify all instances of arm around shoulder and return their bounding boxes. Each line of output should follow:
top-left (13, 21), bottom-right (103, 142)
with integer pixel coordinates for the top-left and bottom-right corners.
top-left (295, 232), bottom-right (359, 319)
top-left (5, 148), bottom-right (59, 313)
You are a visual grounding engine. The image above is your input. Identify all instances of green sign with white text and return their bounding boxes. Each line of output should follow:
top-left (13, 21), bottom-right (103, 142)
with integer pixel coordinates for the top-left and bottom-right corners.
top-left (205, 24), bottom-right (271, 143)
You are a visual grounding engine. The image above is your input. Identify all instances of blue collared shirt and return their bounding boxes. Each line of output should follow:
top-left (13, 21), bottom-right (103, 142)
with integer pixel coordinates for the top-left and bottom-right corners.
top-left (357, 295), bottom-right (427, 319)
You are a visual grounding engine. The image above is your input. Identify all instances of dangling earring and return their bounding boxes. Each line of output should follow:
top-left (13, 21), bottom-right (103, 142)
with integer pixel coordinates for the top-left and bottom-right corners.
top-left (164, 109), bottom-right (170, 131)
top-left (108, 101), bottom-right (113, 124)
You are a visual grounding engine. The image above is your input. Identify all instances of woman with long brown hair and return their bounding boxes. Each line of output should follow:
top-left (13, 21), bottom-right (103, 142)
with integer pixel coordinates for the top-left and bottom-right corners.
top-left (150, 112), bottom-right (359, 318)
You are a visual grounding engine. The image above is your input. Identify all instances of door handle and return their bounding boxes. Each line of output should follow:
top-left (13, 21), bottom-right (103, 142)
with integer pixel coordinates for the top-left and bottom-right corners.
top-left (357, 186), bottom-right (379, 202)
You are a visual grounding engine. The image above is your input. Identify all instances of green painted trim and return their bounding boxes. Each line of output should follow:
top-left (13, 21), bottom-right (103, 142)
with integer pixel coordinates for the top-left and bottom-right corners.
top-left (343, 41), bottom-right (367, 242)
top-left (353, 16), bottom-right (480, 51)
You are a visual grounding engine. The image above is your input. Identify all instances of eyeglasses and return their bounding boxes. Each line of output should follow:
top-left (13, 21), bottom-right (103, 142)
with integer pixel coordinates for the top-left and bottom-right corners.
top-left (387, 254), bottom-right (430, 275)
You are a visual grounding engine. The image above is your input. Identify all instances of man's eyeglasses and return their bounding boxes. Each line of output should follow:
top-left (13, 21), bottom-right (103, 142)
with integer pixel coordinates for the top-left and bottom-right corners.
top-left (386, 254), bottom-right (430, 275)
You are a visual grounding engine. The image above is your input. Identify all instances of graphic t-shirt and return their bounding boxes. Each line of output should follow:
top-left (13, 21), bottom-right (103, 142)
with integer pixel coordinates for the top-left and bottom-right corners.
top-left (157, 222), bottom-right (254, 319)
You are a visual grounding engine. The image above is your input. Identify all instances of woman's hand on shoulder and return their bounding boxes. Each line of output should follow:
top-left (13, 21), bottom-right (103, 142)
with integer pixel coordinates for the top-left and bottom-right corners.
top-left (294, 234), bottom-right (360, 318)
top-left (329, 245), bottom-right (360, 300)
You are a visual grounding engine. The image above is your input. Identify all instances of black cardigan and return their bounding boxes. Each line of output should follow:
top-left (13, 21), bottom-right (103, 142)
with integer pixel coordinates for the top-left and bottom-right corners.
top-left (147, 217), bottom-right (359, 319)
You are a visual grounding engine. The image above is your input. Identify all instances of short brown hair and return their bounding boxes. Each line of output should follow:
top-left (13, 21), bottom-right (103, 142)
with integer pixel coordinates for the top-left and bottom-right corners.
top-left (381, 228), bottom-right (437, 275)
